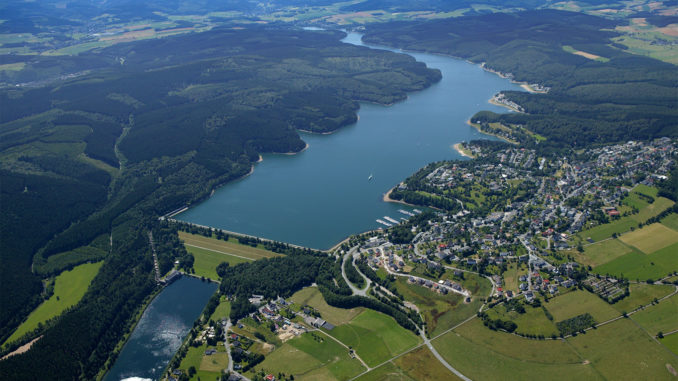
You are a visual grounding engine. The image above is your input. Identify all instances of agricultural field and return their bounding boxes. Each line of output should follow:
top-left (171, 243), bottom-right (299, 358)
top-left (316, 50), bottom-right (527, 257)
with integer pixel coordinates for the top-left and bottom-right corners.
top-left (432, 319), bottom-right (598, 380)
top-left (594, 242), bottom-right (678, 281)
top-left (250, 331), bottom-right (365, 380)
top-left (179, 231), bottom-right (281, 280)
top-left (356, 346), bottom-right (458, 381)
top-left (566, 318), bottom-right (678, 380)
top-left (660, 333), bottom-right (678, 356)
top-left (289, 287), bottom-right (363, 326)
top-left (576, 197), bottom-right (674, 242)
top-left (393, 278), bottom-right (476, 337)
top-left (328, 309), bottom-right (421, 367)
top-left (630, 294), bottom-right (678, 335)
top-left (618, 223), bottom-right (678, 254)
top-left (545, 290), bottom-right (620, 323)
top-left (4, 261), bottom-right (103, 346)
top-left (186, 246), bottom-right (251, 281)
top-left (661, 212), bottom-right (678, 231)
top-left (179, 231), bottom-right (281, 261)
top-left (612, 283), bottom-right (675, 313)
top-left (575, 239), bottom-right (635, 267)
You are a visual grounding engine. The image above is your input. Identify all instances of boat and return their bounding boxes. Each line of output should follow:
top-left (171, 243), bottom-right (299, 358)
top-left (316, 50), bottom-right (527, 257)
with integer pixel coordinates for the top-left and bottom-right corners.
top-left (368, 174), bottom-right (373, 181)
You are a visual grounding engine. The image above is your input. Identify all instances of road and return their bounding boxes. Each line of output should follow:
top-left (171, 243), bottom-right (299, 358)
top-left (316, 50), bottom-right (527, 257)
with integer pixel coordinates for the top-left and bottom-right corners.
top-left (341, 248), bottom-right (370, 297)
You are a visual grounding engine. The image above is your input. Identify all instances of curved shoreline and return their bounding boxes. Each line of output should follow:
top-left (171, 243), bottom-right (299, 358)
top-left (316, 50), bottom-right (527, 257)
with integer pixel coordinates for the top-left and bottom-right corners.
top-left (453, 143), bottom-right (474, 158)
top-left (466, 119), bottom-right (518, 145)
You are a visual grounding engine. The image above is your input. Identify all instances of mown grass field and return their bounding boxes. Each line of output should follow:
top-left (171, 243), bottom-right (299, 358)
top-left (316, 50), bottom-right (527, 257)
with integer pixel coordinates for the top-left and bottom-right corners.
top-left (577, 197), bottom-right (674, 242)
top-left (545, 290), bottom-right (620, 323)
top-left (186, 245), bottom-right (250, 281)
top-left (566, 318), bottom-right (678, 380)
top-left (631, 293), bottom-right (678, 335)
top-left (4, 261), bottom-right (103, 346)
top-left (178, 342), bottom-right (223, 380)
top-left (289, 287), bottom-right (363, 326)
top-left (618, 223), bottom-right (678, 254)
top-left (575, 238), bottom-right (635, 267)
top-left (393, 278), bottom-right (475, 337)
top-left (612, 283), bottom-right (675, 313)
top-left (179, 231), bottom-right (281, 280)
top-left (179, 231), bottom-right (281, 260)
top-left (250, 331), bottom-right (365, 380)
top-left (356, 346), bottom-right (459, 381)
top-left (329, 309), bottom-right (421, 367)
top-left (594, 241), bottom-right (678, 281)
top-left (432, 319), bottom-right (598, 380)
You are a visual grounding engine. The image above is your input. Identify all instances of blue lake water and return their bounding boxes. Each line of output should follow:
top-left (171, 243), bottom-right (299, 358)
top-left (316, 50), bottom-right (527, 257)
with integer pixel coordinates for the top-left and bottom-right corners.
top-left (104, 276), bottom-right (217, 381)
top-left (177, 32), bottom-right (522, 250)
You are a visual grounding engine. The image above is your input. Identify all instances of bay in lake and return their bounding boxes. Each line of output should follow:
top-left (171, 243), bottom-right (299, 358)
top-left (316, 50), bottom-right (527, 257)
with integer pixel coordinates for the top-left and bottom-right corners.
top-left (177, 32), bottom-right (522, 250)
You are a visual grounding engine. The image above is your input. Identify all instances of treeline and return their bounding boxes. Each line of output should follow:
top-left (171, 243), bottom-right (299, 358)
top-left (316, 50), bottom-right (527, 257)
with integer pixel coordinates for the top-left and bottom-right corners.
top-left (364, 10), bottom-right (678, 147)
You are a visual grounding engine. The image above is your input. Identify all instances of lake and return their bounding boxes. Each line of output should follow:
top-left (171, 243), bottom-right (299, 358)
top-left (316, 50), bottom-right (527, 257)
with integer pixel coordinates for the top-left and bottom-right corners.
top-left (177, 31), bottom-right (522, 250)
top-left (104, 276), bottom-right (217, 381)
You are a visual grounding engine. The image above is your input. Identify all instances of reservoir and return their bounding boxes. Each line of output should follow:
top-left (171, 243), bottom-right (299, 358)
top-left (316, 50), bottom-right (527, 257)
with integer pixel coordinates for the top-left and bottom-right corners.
top-left (104, 276), bottom-right (217, 381)
top-left (177, 32), bottom-right (522, 250)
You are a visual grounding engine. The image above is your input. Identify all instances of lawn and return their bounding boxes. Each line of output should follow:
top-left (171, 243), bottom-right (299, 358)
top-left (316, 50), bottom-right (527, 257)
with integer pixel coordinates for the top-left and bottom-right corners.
top-left (186, 245), bottom-right (251, 281)
top-left (618, 223), bottom-right (678, 254)
top-left (199, 351), bottom-right (228, 372)
top-left (594, 242), bottom-right (678, 281)
top-left (545, 290), bottom-right (620, 323)
top-left (289, 287), bottom-right (363, 326)
top-left (431, 320), bottom-right (598, 380)
top-left (179, 231), bottom-right (281, 260)
top-left (501, 262), bottom-right (528, 293)
top-left (393, 278), bottom-right (477, 337)
top-left (329, 309), bottom-right (421, 367)
top-left (577, 239), bottom-right (634, 267)
top-left (356, 346), bottom-right (459, 381)
top-left (566, 318), bottom-right (678, 380)
top-left (4, 261), bottom-right (103, 346)
top-left (250, 331), bottom-right (365, 380)
top-left (612, 283), bottom-right (675, 313)
top-left (631, 293), bottom-right (678, 335)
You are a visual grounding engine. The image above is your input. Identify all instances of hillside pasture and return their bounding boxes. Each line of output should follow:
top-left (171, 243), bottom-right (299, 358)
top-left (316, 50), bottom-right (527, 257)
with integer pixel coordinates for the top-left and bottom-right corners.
top-left (594, 242), bottom-right (678, 281)
top-left (577, 238), bottom-right (635, 267)
top-left (612, 283), bottom-right (675, 313)
top-left (4, 261), bottom-right (103, 346)
top-left (566, 318), bottom-right (678, 380)
top-left (545, 290), bottom-right (620, 323)
top-left (289, 287), bottom-right (363, 326)
top-left (631, 293), bottom-right (678, 335)
top-left (431, 319), bottom-right (598, 380)
top-left (618, 223), bottom-right (678, 254)
top-left (250, 331), bottom-right (365, 380)
top-left (329, 309), bottom-right (421, 367)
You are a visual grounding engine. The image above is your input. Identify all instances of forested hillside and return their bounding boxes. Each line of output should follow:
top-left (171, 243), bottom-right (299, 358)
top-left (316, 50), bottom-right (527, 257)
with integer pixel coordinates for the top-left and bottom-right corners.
top-left (364, 10), bottom-right (678, 147)
top-left (0, 27), bottom-right (440, 379)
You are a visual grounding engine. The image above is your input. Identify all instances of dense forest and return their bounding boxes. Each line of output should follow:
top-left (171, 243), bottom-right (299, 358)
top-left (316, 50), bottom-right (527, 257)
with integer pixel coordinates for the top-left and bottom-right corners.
top-left (0, 26), bottom-right (440, 379)
top-left (364, 10), bottom-right (678, 147)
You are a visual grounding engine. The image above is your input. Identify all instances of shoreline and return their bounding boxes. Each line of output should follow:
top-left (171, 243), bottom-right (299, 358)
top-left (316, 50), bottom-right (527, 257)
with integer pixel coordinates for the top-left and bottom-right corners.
top-left (466, 119), bottom-right (518, 145)
top-left (488, 96), bottom-right (522, 113)
top-left (453, 143), bottom-right (475, 158)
